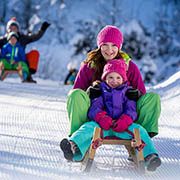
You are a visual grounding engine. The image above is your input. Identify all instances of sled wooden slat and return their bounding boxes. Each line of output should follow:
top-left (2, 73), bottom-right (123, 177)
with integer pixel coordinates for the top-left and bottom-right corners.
top-left (84, 127), bottom-right (145, 173)
top-left (102, 139), bottom-right (131, 145)
top-left (89, 127), bottom-right (101, 160)
top-left (1, 70), bottom-right (23, 81)
top-left (134, 128), bottom-right (145, 171)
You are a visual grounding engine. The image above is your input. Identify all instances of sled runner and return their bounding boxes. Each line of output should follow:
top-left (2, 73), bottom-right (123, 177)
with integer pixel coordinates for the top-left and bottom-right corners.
top-left (84, 127), bottom-right (145, 173)
top-left (0, 64), bottom-right (23, 81)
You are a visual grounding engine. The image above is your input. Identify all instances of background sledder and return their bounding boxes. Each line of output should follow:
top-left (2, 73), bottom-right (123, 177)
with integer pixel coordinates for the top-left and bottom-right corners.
top-left (0, 32), bottom-right (29, 82)
top-left (64, 60), bottom-right (78, 85)
top-left (0, 17), bottom-right (50, 83)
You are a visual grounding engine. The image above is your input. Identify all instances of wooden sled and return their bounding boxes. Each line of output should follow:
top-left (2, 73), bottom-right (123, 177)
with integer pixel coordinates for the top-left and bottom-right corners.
top-left (1, 70), bottom-right (23, 81)
top-left (0, 65), bottom-right (23, 81)
top-left (84, 127), bottom-right (145, 174)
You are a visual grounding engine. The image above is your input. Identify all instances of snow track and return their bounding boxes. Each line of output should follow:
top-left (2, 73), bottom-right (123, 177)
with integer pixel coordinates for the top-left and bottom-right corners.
top-left (0, 78), bottom-right (180, 180)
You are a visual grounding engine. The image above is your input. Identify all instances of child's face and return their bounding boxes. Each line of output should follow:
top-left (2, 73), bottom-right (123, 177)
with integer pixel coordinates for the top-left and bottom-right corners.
top-left (100, 42), bottom-right (118, 61)
top-left (105, 72), bottom-right (123, 88)
top-left (9, 36), bottom-right (17, 45)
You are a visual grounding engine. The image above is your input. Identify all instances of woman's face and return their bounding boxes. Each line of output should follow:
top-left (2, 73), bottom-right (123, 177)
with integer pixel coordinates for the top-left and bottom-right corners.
top-left (105, 72), bottom-right (123, 88)
top-left (100, 42), bottom-right (119, 61)
top-left (9, 25), bottom-right (18, 33)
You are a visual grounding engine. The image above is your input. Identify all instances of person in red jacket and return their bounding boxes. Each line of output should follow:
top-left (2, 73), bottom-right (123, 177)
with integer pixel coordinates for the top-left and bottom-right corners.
top-left (66, 25), bottom-right (161, 139)
top-left (0, 17), bottom-right (50, 83)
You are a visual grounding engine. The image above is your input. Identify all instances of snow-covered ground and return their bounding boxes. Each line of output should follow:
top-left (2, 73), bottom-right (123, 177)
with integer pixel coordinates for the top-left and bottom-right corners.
top-left (0, 72), bottom-right (180, 180)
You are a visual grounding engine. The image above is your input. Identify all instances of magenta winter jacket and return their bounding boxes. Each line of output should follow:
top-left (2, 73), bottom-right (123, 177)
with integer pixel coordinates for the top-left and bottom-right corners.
top-left (73, 61), bottom-right (146, 94)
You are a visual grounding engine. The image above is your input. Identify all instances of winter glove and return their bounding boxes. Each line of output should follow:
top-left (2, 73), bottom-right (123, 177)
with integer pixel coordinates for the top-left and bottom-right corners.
top-left (86, 83), bottom-right (101, 99)
top-left (112, 114), bottom-right (133, 132)
top-left (94, 111), bottom-right (113, 130)
top-left (126, 88), bottom-right (142, 101)
top-left (41, 21), bottom-right (51, 31)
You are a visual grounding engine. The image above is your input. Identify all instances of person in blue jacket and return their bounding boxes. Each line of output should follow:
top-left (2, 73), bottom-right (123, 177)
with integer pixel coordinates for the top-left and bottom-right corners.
top-left (60, 59), bottom-right (161, 172)
top-left (0, 32), bottom-right (29, 82)
top-left (0, 17), bottom-right (50, 83)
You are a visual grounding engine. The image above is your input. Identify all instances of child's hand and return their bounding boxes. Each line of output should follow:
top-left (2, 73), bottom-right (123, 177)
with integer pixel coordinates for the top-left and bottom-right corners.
top-left (112, 114), bottom-right (133, 132)
top-left (95, 111), bottom-right (112, 130)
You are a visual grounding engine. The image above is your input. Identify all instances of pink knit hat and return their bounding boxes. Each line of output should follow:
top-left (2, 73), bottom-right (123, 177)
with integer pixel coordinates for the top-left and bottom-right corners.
top-left (101, 59), bottom-right (127, 82)
top-left (97, 25), bottom-right (123, 49)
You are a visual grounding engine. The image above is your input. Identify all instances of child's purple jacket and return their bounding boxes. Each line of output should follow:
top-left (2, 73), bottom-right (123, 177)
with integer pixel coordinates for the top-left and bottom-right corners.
top-left (88, 82), bottom-right (137, 121)
top-left (73, 61), bottom-right (146, 94)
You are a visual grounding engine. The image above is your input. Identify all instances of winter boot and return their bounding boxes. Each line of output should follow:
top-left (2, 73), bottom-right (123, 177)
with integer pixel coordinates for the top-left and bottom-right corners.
top-left (145, 154), bottom-right (161, 171)
top-left (26, 74), bottom-right (37, 83)
top-left (127, 155), bottom-right (134, 162)
top-left (60, 138), bottom-right (78, 161)
top-left (148, 132), bottom-right (157, 138)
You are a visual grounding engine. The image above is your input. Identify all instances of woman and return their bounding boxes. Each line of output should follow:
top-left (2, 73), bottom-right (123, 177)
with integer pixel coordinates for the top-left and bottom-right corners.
top-left (67, 25), bottom-right (161, 138)
top-left (61, 59), bottom-right (161, 171)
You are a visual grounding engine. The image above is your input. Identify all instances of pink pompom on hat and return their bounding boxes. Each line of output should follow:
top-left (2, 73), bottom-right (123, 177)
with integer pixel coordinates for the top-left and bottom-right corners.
top-left (101, 59), bottom-right (127, 82)
top-left (6, 17), bottom-right (20, 31)
top-left (97, 25), bottom-right (123, 49)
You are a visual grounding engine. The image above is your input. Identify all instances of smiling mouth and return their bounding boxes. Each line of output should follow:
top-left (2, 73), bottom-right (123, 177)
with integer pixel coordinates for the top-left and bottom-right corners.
top-left (105, 53), bottom-right (114, 56)
top-left (110, 84), bottom-right (117, 88)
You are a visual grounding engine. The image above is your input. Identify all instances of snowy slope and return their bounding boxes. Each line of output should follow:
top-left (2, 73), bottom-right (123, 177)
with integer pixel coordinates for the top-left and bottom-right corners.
top-left (0, 73), bottom-right (180, 180)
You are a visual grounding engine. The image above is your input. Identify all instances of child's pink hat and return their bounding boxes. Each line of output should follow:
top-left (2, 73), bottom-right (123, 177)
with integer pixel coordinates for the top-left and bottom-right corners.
top-left (101, 59), bottom-right (127, 82)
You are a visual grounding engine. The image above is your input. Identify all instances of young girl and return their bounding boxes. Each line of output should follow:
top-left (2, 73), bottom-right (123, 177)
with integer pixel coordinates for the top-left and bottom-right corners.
top-left (0, 32), bottom-right (29, 81)
top-left (67, 25), bottom-right (161, 138)
top-left (60, 59), bottom-right (161, 172)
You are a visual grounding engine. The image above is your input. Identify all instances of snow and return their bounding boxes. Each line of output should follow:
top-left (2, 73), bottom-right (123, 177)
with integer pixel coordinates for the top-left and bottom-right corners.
top-left (121, 20), bottom-right (144, 36)
top-left (29, 15), bottom-right (41, 32)
top-left (0, 71), bottom-right (180, 180)
top-left (0, 2), bottom-right (180, 178)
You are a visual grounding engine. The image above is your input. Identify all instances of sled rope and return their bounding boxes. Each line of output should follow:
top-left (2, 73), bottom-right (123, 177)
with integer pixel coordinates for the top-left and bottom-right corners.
top-left (92, 138), bottom-right (103, 149)
top-left (126, 129), bottom-right (146, 151)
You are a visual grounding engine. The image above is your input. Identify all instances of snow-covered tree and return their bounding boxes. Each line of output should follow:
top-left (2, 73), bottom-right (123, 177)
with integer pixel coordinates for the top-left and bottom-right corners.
top-left (72, 20), bottom-right (99, 56)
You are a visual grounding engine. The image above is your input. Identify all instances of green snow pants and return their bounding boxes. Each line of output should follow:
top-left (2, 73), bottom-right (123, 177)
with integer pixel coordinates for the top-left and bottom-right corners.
top-left (67, 89), bottom-right (161, 136)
